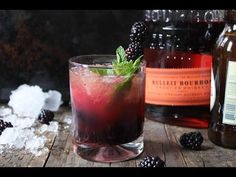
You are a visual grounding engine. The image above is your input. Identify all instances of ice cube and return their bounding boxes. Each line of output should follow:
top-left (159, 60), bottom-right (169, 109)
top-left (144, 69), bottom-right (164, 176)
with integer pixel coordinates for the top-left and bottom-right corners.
top-left (1, 114), bottom-right (18, 126)
top-left (35, 147), bottom-right (49, 157)
top-left (39, 121), bottom-right (59, 134)
top-left (25, 135), bottom-right (46, 154)
top-left (0, 145), bottom-right (3, 154)
top-left (0, 107), bottom-right (12, 117)
top-left (39, 124), bottom-right (48, 134)
top-left (47, 121), bottom-right (59, 133)
top-left (8, 84), bottom-right (45, 118)
top-left (0, 128), bottom-right (18, 147)
top-left (63, 115), bottom-right (72, 125)
top-left (3, 115), bottom-right (35, 129)
top-left (13, 128), bottom-right (35, 149)
top-left (43, 90), bottom-right (63, 111)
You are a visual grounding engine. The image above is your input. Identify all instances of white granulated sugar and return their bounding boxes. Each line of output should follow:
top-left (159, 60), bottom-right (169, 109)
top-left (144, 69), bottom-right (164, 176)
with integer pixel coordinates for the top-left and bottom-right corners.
top-left (43, 90), bottom-right (63, 111)
top-left (0, 107), bottom-right (12, 117)
top-left (8, 84), bottom-right (45, 118)
top-left (63, 115), bottom-right (72, 125)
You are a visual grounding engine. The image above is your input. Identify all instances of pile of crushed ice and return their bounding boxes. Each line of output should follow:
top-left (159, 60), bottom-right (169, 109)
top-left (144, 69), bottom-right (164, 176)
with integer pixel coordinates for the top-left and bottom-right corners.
top-left (0, 84), bottom-right (69, 156)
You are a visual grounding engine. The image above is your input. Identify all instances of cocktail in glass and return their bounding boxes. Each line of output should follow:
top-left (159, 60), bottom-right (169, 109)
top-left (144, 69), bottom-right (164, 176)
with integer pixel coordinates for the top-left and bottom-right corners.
top-left (69, 55), bottom-right (145, 162)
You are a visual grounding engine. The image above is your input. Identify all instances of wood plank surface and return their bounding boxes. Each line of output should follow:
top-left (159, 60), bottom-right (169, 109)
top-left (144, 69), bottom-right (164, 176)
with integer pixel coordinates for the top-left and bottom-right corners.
top-left (1, 106), bottom-right (236, 167)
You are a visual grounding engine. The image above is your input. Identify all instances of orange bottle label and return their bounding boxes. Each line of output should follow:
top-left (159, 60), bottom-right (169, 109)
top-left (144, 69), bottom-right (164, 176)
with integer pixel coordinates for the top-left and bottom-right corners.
top-left (145, 67), bottom-right (211, 106)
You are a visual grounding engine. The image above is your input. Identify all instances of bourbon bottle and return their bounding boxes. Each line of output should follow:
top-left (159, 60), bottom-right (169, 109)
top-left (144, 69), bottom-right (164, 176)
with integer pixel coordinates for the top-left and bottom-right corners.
top-left (144, 10), bottom-right (225, 128)
top-left (208, 10), bottom-right (236, 148)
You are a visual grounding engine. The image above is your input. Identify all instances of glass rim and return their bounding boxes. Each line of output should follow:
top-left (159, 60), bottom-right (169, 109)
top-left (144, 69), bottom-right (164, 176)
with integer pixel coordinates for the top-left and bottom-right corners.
top-left (69, 54), bottom-right (146, 69)
top-left (69, 54), bottom-right (115, 68)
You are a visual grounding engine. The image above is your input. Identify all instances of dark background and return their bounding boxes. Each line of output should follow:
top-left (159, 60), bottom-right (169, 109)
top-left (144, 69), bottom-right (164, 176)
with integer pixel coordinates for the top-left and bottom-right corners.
top-left (0, 10), bottom-right (144, 103)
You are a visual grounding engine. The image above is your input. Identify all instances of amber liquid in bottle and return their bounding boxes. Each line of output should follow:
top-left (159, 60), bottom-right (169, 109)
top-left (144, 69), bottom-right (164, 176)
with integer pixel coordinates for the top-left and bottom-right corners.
top-left (208, 10), bottom-right (236, 148)
top-left (144, 10), bottom-right (225, 128)
top-left (145, 49), bottom-right (212, 128)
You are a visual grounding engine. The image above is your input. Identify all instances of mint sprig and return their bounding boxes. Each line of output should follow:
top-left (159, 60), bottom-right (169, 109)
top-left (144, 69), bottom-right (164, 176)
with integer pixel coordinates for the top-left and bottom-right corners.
top-left (112, 46), bottom-right (142, 91)
top-left (90, 46), bottom-right (142, 91)
top-left (112, 46), bottom-right (142, 76)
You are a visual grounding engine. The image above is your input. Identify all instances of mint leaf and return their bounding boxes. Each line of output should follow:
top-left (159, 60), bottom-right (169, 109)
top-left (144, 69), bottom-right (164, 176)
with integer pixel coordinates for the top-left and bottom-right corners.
top-left (89, 46), bottom-right (142, 92)
top-left (116, 46), bottom-right (127, 63)
top-left (112, 46), bottom-right (142, 91)
top-left (133, 55), bottom-right (142, 68)
top-left (90, 68), bottom-right (114, 75)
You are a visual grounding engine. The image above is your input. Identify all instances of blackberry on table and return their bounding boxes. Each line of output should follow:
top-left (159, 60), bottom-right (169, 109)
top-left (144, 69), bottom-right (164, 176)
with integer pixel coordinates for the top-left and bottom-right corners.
top-left (179, 131), bottom-right (204, 150)
top-left (38, 109), bottom-right (54, 125)
top-left (139, 155), bottom-right (165, 168)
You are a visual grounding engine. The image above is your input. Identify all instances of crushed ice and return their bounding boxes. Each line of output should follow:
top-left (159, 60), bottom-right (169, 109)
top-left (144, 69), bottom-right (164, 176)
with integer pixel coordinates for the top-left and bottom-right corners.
top-left (8, 84), bottom-right (46, 118)
top-left (0, 84), bottom-right (63, 156)
top-left (44, 90), bottom-right (63, 112)
top-left (39, 121), bottom-right (59, 134)
top-left (0, 107), bottom-right (12, 117)
top-left (63, 115), bottom-right (72, 125)
top-left (8, 84), bottom-right (63, 118)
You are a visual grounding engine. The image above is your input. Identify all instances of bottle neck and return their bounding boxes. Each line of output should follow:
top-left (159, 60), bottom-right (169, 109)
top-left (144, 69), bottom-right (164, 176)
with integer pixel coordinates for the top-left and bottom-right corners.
top-left (144, 10), bottom-right (225, 23)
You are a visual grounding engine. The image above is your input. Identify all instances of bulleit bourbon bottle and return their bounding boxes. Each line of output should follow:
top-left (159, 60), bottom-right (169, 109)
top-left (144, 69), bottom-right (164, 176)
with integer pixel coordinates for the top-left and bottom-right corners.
top-left (144, 10), bottom-right (225, 128)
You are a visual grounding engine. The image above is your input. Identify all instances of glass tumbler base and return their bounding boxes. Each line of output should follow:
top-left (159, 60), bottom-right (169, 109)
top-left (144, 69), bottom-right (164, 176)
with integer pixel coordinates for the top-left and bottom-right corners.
top-left (73, 134), bottom-right (144, 163)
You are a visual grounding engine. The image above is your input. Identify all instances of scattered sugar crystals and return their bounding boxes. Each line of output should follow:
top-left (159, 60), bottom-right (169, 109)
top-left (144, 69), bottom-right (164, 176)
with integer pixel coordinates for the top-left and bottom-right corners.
top-left (0, 84), bottom-right (63, 156)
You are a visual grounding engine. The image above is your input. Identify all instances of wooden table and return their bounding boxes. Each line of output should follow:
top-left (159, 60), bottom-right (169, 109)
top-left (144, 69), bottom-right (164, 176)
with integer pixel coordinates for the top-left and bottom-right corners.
top-left (1, 106), bottom-right (236, 167)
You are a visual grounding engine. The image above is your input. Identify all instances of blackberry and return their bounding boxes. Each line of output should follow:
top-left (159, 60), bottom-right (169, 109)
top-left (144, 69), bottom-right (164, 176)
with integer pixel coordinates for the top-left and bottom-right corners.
top-left (126, 42), bottom-right (143, 61)
top-left (0, 119), bottom-right (13, 135)
top-left (38, 109), bottom-right (54, 125)
top-left (130, 21), bottom-right (147, 43)
top-left (139, 155), bottom-right (165, 168)
top-left (179, 131), bottom-right (204, 150)
top-left (126, 21), bottom-right (147, 61)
